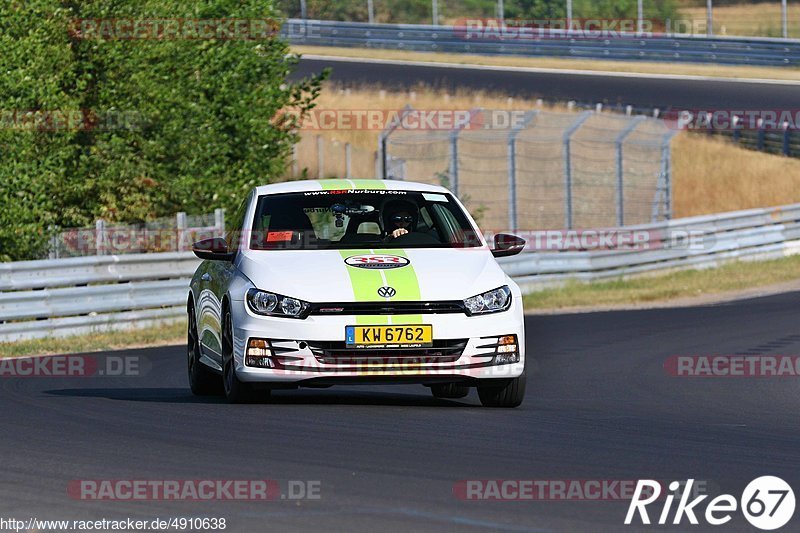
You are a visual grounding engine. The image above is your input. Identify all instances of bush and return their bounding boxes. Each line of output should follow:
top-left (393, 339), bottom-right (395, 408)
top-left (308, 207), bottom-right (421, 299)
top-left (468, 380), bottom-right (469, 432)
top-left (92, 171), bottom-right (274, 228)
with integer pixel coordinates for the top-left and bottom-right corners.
top-left (0, 0), bottom-right (326, 261)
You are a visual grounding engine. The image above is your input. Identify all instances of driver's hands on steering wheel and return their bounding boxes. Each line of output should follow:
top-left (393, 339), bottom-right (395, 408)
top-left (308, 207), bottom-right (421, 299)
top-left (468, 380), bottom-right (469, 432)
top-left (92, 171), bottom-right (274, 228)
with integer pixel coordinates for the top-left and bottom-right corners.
top-left (390, 228), bottom-right (409, 239)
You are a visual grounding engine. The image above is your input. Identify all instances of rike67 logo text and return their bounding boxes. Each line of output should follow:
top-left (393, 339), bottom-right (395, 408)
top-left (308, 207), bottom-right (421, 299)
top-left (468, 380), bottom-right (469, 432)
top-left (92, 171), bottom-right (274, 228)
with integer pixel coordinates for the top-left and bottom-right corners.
top-left (625, 477), bottom-right (795, 530)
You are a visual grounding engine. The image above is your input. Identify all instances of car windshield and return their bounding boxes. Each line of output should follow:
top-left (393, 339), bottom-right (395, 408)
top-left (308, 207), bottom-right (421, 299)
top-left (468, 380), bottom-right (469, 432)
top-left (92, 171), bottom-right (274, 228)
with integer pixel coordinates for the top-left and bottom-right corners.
top-left (248, 189), bottom-right (482, 250)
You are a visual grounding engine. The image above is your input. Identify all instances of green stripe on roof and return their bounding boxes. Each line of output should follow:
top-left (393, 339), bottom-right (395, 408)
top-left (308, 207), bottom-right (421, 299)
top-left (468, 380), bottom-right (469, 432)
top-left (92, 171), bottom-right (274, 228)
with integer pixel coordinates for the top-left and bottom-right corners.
top-left (320, 179), bottom-right (387, 190)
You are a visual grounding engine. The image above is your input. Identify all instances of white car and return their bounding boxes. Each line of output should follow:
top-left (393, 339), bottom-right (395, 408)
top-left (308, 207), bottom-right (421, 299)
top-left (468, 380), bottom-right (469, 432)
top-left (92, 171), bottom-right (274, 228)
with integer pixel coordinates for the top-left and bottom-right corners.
top-left (187, 179), bottom-right (527, 407)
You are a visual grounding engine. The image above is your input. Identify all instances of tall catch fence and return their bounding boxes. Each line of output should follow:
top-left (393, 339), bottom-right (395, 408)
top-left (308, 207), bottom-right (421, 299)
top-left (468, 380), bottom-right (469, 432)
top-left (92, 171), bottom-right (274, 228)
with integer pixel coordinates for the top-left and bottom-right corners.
top-left (47, 210), bottom-right (225, 259)
top-left (380, 108), bottom-right (677, 231)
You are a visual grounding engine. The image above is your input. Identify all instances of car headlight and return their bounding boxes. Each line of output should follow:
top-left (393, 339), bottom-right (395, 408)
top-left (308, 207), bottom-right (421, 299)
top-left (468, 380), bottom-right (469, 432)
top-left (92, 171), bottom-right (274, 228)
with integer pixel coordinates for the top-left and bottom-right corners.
top-left (464, 286), bottom-right (512, 316)
top-left (247, 288), bottom-right (310, 319)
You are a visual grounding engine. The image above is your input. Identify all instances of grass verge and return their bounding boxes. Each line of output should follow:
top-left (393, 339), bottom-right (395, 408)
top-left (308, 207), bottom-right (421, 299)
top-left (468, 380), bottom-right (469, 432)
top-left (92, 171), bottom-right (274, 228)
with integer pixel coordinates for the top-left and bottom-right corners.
top-left (292, 45), bottom-right (800, 82)
top-left (0, 320), bottom-right (185, 359)
top-left (523, 254), bottom-right (800, 311)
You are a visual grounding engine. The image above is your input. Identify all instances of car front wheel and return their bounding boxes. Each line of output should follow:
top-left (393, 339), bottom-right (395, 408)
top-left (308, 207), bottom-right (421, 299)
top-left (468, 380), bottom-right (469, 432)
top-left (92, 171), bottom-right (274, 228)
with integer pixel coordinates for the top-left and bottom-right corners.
top-left (430, 383), bottom-right (470, 399)
top-left (477, 372), bottom-right (526, 408)
top-left (222, 310), bottom-right (262, 404)
top-left (188, 304), bottom-right (220, 396)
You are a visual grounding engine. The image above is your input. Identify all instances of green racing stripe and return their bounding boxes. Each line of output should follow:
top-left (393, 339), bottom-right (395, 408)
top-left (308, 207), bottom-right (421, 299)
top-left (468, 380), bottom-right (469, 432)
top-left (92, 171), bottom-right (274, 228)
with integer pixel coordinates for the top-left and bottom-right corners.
top-left (339, 249), bottom-right (423, 326)
top-left (320, 179), bottom-right (386, 190)
top-left (325, 178), bottom-right (422, 325)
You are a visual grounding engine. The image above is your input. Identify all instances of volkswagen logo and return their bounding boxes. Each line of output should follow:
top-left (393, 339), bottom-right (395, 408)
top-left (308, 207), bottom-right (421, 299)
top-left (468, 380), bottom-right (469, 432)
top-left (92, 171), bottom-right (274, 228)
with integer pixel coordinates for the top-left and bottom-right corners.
top-left (377, 286), bottom-right (396, 298)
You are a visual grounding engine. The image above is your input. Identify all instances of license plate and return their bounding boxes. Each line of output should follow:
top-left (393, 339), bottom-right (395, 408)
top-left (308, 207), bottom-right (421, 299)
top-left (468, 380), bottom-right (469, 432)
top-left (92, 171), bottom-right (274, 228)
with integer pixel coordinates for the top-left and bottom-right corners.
top-left (345, 325), bottom-right (433, 349)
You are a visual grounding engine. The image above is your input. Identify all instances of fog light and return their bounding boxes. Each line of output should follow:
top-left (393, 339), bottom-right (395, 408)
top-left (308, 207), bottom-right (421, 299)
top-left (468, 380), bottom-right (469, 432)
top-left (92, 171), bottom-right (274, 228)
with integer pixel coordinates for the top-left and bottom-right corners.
top-left (245, 356), bottom-right (275, 368)
top-left (246, 339), bottom-right (274, 367)
top-left (495, 352), bottom-right (520, 364)
top-left (494, 335), bottom-right (518, 364)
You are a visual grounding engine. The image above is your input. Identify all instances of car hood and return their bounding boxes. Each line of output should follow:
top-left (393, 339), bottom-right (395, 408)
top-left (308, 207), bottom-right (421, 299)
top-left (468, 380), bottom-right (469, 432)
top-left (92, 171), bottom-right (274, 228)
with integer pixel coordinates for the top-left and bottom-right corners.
top-left (237, 248), bottom-right (507, 302)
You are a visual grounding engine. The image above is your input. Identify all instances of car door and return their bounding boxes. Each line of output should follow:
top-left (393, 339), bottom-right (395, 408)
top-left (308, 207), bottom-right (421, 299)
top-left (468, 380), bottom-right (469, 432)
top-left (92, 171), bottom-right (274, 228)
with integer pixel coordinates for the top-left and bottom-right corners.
top-left (198, 193), bottom-right (251, 366)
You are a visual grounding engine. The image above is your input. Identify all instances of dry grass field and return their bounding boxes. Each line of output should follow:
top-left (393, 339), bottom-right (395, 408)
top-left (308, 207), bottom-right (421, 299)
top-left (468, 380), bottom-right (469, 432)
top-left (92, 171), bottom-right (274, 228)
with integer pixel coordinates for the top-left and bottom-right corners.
top-left (681, 1), bottom-right (800, 38)
top-left (293, 85), bottom-right (800, 218)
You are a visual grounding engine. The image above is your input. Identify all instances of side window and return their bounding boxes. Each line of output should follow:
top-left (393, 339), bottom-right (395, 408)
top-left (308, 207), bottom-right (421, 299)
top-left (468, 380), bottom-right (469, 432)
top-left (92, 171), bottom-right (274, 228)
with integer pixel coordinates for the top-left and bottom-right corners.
top-left (226, 193), bottom-right (251, 254)
top-left (431, 204), bottom-right (464, 244)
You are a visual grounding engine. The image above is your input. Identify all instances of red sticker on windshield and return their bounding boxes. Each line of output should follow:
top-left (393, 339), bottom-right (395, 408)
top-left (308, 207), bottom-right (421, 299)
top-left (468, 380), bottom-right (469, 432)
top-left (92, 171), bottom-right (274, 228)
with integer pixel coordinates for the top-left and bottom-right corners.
top-left (266, 231), bottom-right (294, 242)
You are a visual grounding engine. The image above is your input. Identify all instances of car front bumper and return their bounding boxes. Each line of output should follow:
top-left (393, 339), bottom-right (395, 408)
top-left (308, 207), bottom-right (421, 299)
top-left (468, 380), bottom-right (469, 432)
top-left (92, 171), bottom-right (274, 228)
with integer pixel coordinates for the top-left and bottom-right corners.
top-left (230, 297), bottom-right (526, 385)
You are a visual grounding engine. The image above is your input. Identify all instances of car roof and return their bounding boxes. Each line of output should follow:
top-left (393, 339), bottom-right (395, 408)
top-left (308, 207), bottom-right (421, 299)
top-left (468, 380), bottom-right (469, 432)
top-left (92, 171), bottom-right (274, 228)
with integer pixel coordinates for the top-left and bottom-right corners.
top-left (253, 179), bottom-right (450, 196)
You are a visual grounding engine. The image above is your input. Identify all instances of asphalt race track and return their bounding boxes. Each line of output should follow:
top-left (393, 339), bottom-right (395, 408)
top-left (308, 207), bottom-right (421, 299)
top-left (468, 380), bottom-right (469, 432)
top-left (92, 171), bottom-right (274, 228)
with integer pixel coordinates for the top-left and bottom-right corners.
top-left (291, 56), bottom-right (800, 110)
top-left (2, 291), bottom-right (799, 532)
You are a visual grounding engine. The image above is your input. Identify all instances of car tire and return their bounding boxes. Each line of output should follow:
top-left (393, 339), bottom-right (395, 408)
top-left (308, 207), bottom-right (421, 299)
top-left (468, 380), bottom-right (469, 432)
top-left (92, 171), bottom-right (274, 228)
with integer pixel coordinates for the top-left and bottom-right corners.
top-left (430, 383), bottom-right (470, 399)
top-left (477, 372), bottom-right (526, 408)
top-left (222, 309), bottom-right (268, 404)
top-left (188, 304), bottom-right (220, 396)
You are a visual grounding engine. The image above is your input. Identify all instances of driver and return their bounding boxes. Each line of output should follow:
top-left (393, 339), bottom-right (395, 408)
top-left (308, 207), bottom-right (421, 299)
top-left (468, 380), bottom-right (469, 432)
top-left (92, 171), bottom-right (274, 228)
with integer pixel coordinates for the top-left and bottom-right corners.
top-left (382, 200), bottom-right (418, 242)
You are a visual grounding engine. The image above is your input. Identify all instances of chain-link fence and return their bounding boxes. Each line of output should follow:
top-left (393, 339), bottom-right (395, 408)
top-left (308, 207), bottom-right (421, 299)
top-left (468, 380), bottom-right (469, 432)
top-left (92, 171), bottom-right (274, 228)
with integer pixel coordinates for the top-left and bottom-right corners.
top-left (278, 0), bottom-right (799, 39)
top-left (292, 134), bottom-right (379, 180)
top-left (380, 107), bottom-right (676, 231)
top-left (48, 210), bottom-right (225, 258)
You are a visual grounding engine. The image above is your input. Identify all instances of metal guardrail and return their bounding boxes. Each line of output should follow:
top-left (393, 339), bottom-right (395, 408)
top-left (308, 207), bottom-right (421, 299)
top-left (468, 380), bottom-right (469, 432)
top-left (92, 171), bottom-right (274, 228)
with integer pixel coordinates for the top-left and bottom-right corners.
top-left (0, 254), bottom-right (200, 343)
top-left (1, 202), bottom-right (799, 342)
top-left (284, 19), bottom-right (800, 66)
top-left (499, 203), bottom-right (800, 292)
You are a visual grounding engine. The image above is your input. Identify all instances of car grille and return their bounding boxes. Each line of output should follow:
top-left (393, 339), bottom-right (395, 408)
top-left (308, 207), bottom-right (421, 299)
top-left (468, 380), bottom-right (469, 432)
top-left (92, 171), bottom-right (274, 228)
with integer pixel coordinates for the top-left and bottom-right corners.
top-left (308, 301), bottom-right (466, 316)
top-left (307, 339), bottom-right (468, 365)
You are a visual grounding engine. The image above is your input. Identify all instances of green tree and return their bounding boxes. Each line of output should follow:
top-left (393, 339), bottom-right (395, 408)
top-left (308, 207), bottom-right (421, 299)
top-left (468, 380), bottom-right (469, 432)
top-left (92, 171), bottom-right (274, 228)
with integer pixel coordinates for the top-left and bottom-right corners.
top-left (0, 0), bottom-right (326, 261)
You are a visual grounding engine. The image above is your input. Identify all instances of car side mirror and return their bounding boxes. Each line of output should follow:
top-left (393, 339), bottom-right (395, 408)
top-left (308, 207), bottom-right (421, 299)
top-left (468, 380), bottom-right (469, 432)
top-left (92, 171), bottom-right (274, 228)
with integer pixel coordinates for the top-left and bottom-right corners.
top-left (491, 233), bottom-right (526, 258)
top-left (192, 237), bottom-right (234, 261)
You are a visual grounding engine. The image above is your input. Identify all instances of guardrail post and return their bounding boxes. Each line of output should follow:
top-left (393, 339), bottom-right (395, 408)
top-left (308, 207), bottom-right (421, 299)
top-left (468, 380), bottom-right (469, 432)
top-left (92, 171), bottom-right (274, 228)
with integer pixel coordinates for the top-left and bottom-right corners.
top-left (562, 111), bottom-right (592, 230)
top-left (345, 142), bottom-right (352, 179)
top-left (615, 116), bottom-right (646, 227)
top-left (653, 130), bottom-right (679, 221)
top-left (783, 123), bottom-right (791, 156)
top-left (378, 105), bottom-right (414, 179)
top-left (449, 130), bottom-right (459, 197)
top-left (507, 111), bottom-right (538, 232)
top-left (368, 0), bottom-right (374, 24)
top-left (49, 229), bottom-right (59, 260)
top-left (782, 0), bottom-right (788, 39)
top-left (176, 212), bottom-right (187, 252)
top-left (636, 0), bottom-right (643, 34)
top-left (706, 0), bottom-right (713, 36)
top-left (566, 0), bottom-right (573, 29)
top-left (291, 144), bottom-right (299, 178)
top-left (317, 135), bottom-right (324, 178)
top-left (448, 108), bottom-right (481, 198)
top-left (214, 208), bottom-right (225, 238)
top-left (95, 219), bottom-right (106, 256)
